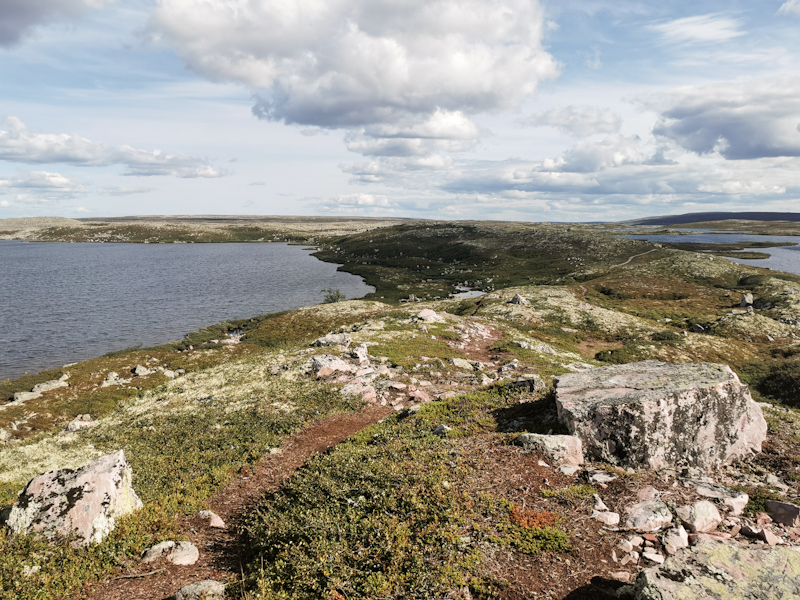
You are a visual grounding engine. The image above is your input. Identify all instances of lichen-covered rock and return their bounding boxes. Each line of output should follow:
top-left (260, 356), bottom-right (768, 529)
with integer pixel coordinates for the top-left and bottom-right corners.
top-left (310, 355), bottom-right (356, 376)
top-left (554, 360), bottom-right (767, 471)
top-left (311, 333), bottom-right (352, 348)
top-left (6, 450), bottom-right (143, 546)
top-left (142, 540), bottom-right (199, 565)
top-left (514, 433), bottom-right (584, 466)
top-left (174, 580), bottom-right (226, 600)
top-left (633, 537), bottom-right (800, 599)
top-left (626, 501), bottom-right (673, 533)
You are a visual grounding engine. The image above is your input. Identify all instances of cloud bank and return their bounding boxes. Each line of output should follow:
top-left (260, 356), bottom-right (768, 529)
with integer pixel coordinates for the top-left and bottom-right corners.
top-left (641, 77), bottom-right (800, 159)
top-left (0, 117), bottom-right (227, 177)
top-left (526, 106), bottom-right (621, 138)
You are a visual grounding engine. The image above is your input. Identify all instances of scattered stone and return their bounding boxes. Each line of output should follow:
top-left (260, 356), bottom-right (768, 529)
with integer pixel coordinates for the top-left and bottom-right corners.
top-left (100, 372), bottom-right (131, 387)
top-left (765, 499), bottom-right (800, 527)
top-left (593, 494), bottom-right (609, 512)
top-left (592, 510), bottom-right (620, 526)
top-left (559, 465), bottom-right (582, 476)
top-left (683, 479), bottom-right (749, 516)
top-left (588, 470), bottom-right (617, 484)
top-left (62, 414), bottom-right (98, 433)
top-left (451, 357), bottom-right (475, 371)
top-left (311, 334), bottom-right (352, 348)
top-left (142, 541), bottom-right (199, 565)
top-left (642, 551), bottom-right (665, 564)
top-left (410, 389), bottom-right (433, 403)
top-left (12, 376), bottom-right (69, 403)
top-left (433, 425), bottom-right (452, 437)
top-left (756, 512), bottom-right (773, 526)
top-left (174, 580), bottom-right (227, 600)
top-left (766, 473), bottom-right (790, 492)
top-left (133, 365), bottom-right (155, 377)
top-left (340, 380), bottom-right (377, 403)
top-left (508, 293), bottom-right (529, 305)
top-left (676, 500), bottom-right (722, 533)
top-left (7, 450), bottom-right (143, 546)
top-left (610, 571), bottom-right (631, 583)
top-left (632, 537), bottom-right (800, 598)
top-left (499, 359), bottom-right (519, 373)
top-left (310, 355), bottom-right (356, 376)
top-left (637, 486), bottom-right (658, 502)
top-left (554, 360), bottom-right (767, 471)
top-left (514, 433), bottom-right (584, 466)
top-left (198, 510), bottom-right (226, 529)
top-left (349, 343), bottom-right (370, 365)
top-left (663, 525), bottom-right (689, 555)
top-left (626, 501), bottom-right (673, 533)
top-left (415, 309), bottom-right (445, 322)
top-left (741, 293), bottom-right (754, 307)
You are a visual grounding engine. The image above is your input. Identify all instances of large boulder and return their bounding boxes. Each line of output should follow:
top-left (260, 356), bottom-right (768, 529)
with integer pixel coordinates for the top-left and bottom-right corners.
top-left (632, 537), bottom-right (800, 599)
top-left (6, 450), bottom-right (143, 546)
top-left (554, 361), bottom-right (767, 471)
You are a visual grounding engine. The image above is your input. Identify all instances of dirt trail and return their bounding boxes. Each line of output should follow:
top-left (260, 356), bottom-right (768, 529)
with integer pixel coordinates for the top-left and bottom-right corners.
top-left (609, 248), bottom-right (658, 269)
top-left (85, 406), bottom-right (392, 600)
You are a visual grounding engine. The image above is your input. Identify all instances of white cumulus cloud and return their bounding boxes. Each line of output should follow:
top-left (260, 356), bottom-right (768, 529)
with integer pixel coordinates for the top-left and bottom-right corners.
top-left (526, 106), bottom-right (621, 138)
top-left (0, 117), bottom-right (227, 177)
top-left (640, 76), bottom-right (800, 159)
top-left (0, 0), bottom-right (115, 47)
top-left (0, 170), bottom-right (86, 199)
top-left (150, 0), bottom-right (559, 130)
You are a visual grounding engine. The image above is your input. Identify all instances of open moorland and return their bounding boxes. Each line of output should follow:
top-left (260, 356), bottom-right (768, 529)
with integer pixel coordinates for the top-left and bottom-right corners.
top-left (2, 217), bottom-right (800, 599)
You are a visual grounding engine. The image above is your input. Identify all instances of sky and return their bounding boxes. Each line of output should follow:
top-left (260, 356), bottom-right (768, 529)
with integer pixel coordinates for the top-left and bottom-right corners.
top-left (0, 0), bottom-right (799, 222)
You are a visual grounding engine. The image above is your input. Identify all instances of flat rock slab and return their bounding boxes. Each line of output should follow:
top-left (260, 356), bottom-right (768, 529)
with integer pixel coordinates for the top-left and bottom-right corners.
top-left (142, 541), bottom-right (199, 565)
top-left (174, 580), bottom-right (226, 600)
top-left (633, 537), bottom-right (800, 599)
top-left (514, 433), bottom-right (584, 466)
top-left (555, 360), bottom-right (767, 471)
top-left (7, 450), bottom-right (143, 546)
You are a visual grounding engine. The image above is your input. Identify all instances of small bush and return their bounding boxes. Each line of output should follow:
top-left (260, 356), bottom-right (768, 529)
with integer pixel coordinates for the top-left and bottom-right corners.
top-left (322, 288), bottom-right (345, 303)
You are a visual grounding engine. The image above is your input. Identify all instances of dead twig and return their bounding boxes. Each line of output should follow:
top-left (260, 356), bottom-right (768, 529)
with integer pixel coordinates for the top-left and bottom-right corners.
top-left (109, 568), bottom-right (165, 581)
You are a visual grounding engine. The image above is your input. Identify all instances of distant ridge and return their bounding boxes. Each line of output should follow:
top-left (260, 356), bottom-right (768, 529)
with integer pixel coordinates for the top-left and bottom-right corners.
top-left (624, 212), bottom-right (800, 226)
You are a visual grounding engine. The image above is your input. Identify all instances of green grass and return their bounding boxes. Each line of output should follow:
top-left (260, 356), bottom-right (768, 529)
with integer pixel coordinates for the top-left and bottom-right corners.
top-left (237, 389), bottom-right (572, 600)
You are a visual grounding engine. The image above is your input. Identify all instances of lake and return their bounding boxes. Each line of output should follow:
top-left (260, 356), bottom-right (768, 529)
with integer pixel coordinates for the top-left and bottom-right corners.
top-left (0, 241), bottom-right (374, 381)
top-left (623, 234), bottom-right (800, 276)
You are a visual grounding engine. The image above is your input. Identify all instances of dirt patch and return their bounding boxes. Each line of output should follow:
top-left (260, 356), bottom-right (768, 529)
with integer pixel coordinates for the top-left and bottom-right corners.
top-left (84, 406), bottom-right (391, 600)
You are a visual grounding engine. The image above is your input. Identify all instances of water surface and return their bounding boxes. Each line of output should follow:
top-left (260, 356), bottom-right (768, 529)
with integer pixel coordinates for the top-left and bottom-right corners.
top-left (0, 241), bottom-right (373, 380)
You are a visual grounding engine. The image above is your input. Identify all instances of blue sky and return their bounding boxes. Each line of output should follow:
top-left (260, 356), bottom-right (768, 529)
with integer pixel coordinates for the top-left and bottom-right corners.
top-left (0, 0), bottom-right (798, 222)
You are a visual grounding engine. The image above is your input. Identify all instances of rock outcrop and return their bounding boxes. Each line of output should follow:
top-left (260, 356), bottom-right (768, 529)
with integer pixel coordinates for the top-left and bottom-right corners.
top-left (631, 537), bottom-right (800, 599)
top-left (554, 360), bottom-right (767, 471)
top-left (6, 450), bottom-right (143, 546)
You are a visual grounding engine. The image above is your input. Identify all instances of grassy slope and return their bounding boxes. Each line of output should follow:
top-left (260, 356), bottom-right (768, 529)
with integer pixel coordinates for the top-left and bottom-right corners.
top-left (2, 221), bottom-right (800, 598)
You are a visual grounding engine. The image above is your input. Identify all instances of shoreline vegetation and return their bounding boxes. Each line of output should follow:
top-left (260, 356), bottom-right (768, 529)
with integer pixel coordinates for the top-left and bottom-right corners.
top-left (3, 215), bottom-right (800, 598)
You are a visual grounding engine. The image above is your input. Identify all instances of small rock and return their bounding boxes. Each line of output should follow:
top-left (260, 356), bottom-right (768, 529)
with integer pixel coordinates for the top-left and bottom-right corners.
top-left (683, 479), bottom-right (749, 516)
top-left (311, 334), bottom-right (352, 348)
top-left (626, 501), bottom-right (673, 533)
top-left (589, 470), bottom-right (617, 484)
top-left (765, 499), bottom-right (800, 527)
top-left (559, 465), bottom-right (582, 476)
top-left (310, 355), bottom-right (356, 376)
top-left (592, 511), bottom-right (620, 526)
top-left (198, 510), bottom-right (226, 529)
top-left (451, 357), bottom-right (475, 371)
top-left (609, 571), bottom-right (631, 583)
top-left (756, 512), bottom-right (773, 526)
top-left (433, 425), bottom-right (452, 437)
top-left (174, 580), bottom-right (226, 600)
top-left (349, 343), bottom-right (370, 365)
top-left (629, 536), bottom-right (644, 550)
top-left (642, 551), bottom-right (665, 564)
top-left (508, 293), bottom-right (529, 305)
top-left (62, 414), bottom-right (98, 433)
top-left (415, 309), bottom-right (444, 323)
top-left (593, 494), bottom-right (609, 512)
top-left (133, 365), bottom-right (155, 377)
top-left (142, 541), bottom-right (199, 565)
top-left (663, 525), bottom-right (689, 555)
top-left (618, 540), bottom-right (634, 553)
top-left (411, 389), bottom-right (433, 403)
top-left (514, 433), bottom-right (584, 466)
top-left (741, 293), bottom-right (754, 307)
top-left (676, 501), bottom-right (722, 533)
top-left (637, 486), bottom-right (659, 501)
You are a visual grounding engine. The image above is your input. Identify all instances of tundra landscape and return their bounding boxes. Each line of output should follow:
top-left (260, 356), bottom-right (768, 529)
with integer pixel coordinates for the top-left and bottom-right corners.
top-left (2, 216), bottom-right (800, 599)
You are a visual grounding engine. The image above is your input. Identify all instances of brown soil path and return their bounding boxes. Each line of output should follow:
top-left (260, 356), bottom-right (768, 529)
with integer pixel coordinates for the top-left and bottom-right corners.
top-left (85, 406), bottom-right (392, 600)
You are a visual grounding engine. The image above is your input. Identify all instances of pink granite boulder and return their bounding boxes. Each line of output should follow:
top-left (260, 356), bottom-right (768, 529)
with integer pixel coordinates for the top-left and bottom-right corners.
top-left (6, 450), bottom-right (143, 546)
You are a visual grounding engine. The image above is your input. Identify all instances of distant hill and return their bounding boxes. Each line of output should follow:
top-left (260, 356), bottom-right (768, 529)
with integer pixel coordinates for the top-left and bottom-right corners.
top-left (624, 212), bottom-right (800, 226)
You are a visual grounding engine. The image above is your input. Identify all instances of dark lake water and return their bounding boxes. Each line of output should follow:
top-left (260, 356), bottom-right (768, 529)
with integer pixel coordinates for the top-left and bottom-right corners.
top-left (623, 234), bottom-right (800, 276)
top-left (0, 241), bottom-right (374, 381)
